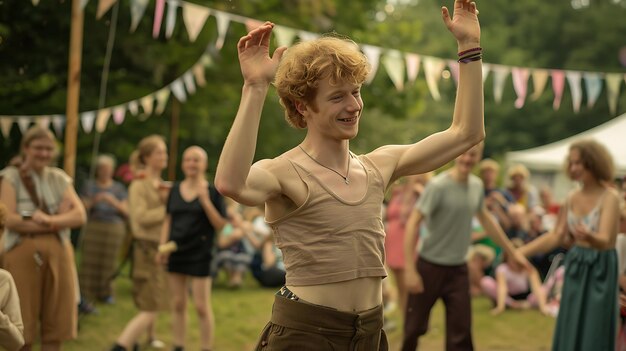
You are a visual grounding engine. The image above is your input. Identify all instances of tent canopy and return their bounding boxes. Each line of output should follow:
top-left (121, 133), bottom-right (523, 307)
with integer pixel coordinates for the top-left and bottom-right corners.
top-left (506, 112), bottom-right (626, 175)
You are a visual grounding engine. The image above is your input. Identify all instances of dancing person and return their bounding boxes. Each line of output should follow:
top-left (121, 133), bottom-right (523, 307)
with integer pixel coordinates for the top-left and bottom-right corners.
top-left (79, 154), bottom-right (129, 304)
top-left (401, 144), bottom-right (530, 351)
top-left (156, 146), bottom-right (227, 351)
top-left (519, 139), bottom-right (620, 351)
top-left (0, 126), bottom-right (86, 351)
top-left (215, 2), bottom-right (485, 349)
top-left (111, 135), bottom-right (169, 351)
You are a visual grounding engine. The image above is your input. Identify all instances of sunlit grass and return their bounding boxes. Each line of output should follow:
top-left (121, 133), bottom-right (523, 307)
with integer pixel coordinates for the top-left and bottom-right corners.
top-left (63, 271), bottom-right (555, 351)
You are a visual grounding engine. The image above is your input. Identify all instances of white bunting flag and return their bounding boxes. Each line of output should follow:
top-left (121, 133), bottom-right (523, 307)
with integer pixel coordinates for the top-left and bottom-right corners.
top-left (382, 50), bottom-right (405, 91)
top-left (81, 111), bottom-right (96, 133)
top-left (361, 45), bottom-right (381, 84)
top-left (170, 79), bottom-right (187, 102)
top-left (165, 0), bottom-right (179, 39)
top-left (214, 11), bottom-right (231, 50)
top-left (298, 31), bottom-right (319, 42)
top-left (274, 25), bottom-right (297, 48)
top-left (81, 0), bottom-right (90, 10)
top-left (130, 0), bottom-right (149, 32)
top-left (447, 60), bottom-right (459, 86)
top-left (583, 73), bottom-right (602, 109)
top-left (128, 100), bottom-right (139, 115)
top-left (565, 71), bottom-right (583, 113)
top-left (482, 63), bottom-right (491, 84)
top-left (183, 71), bottom-right (196, 95)
top-left (155, 88), bottom-right (171, 115)
top-left (182, 2), bottom-right (210, 42)
top-left (492, 65), bottom-right (511, 104)
top-left (17, 117), bottom-right (31, 133)
top-left (423, 57), bottom-right (446, 101)
top-left (51, 115), bottom-right (65, 136)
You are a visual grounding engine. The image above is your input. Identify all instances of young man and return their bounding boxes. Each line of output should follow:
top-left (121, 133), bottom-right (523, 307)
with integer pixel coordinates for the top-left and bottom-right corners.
top-left (216, 1), bottom-right (485, 349)
top-left (401, 144), bottom-right (530, 351)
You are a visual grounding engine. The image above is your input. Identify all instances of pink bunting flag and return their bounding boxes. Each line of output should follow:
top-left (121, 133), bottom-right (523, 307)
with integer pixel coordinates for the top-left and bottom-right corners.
top-left (551, 70), bottom-right (565, 110)
top-left (405, 53), bottom-right (421, 83)
top-left (112, 106), bottom-right (126, 125)
top-left (512, 67), bottom-right (530, 109)
top-left (152, 0), bottom-right (165, 38)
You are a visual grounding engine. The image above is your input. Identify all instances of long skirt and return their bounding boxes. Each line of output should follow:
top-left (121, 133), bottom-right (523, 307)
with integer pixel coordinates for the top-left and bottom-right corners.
top-left (552, 246), bottom-right (618, 351)
top-left (78, 220), bottom-right (126, 301)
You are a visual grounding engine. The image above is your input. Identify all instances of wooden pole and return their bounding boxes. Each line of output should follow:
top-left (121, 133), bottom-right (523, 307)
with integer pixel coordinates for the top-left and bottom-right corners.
top-left (168, 98), bottom-right (180, 181)
top-left (63, 0), bottom-right (84, 178)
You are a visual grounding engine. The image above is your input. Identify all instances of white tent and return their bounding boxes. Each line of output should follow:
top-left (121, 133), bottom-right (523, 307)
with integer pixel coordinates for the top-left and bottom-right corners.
top-left (506, 112), bottom-right (626, 200)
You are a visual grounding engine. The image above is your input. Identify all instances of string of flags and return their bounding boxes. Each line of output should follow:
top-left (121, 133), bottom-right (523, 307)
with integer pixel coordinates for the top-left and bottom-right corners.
top-left (4, 0), bottom-right (625, 139)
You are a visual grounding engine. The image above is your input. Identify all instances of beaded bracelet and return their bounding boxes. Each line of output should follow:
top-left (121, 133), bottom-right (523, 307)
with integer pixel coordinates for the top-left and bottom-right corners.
top-left (458, 47), bottom-right (482, 57)
top-left (458, 55), bottom-right (482, 64)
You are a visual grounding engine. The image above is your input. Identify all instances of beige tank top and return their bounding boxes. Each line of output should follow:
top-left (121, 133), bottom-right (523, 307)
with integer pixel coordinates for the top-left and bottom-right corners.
top-left (267, 154), bottom-right (388, 286)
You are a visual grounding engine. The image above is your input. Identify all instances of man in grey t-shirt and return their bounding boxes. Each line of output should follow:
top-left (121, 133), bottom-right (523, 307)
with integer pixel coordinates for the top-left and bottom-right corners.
top-left (401, 143), bottom-right (530, 351)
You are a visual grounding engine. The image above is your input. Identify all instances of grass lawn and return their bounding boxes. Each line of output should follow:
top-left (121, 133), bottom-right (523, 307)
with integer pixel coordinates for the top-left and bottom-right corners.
top-left (65, 272), bottom-right (555, 351)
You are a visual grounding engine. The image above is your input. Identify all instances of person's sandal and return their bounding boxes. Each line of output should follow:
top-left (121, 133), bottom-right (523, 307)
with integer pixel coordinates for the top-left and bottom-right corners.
top-left (148, 339), bottom-right (166, 349)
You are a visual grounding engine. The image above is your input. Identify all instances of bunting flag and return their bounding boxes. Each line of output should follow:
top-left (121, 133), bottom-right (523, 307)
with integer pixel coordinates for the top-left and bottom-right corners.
top-left (170, 79), bottom-right (187, 102)
top-left (17, 117), bottom-right (31, 133)
top-left (96, 0), bottom-right (117, 20)
top-left (165, 0), bottom-right (179, 39)
top-left (32, 0), bottom-right (40, 6)
top-left (51, 115), bottom-right (64, 136)
top-left (551, 70), bottom-right (565, 110)
top-left (0, 118), bottom-right (13, 138)
top-left (95, 108), bottom-right (111, 133)
top-left (405, 53), bottom-right (421, 83)
top-left (361, 45), bottom-right (381, 84)
top-left (297, 31), bottom-right (319, 42)
top-left (130, 0), bottom-right (149, 32)
top-left (214, 11), bottom-right (231, 50)
top-left (606, 73), bottom-right (623, 116)
top-left (152, 0), bottom-right (165, 38)
top-left (482, 63), bottom-right (491, 84)
top-left (81, 0), bottom-right (90, 10)
top-left (128, 100), bottom-right (139, 115)
top-left (112, 105), bottom-right (126, 124)
top-left (140, 95), bottom-right (155, 116)
top-left (512, 67), bottom-right (530, 109)
top-left (81, 111), bottom-right (96, 133)
top-left (382, 50), bottom-right (405, 91)
top-left (565, 71), bottom-right (582, 113)
top-left (447, 60), bottom-right (459, 86)
top-left (492, 65), bottom-right (510, 104)
top-left (192, 63), bottom-right (207, 87)
top-left (423, 57), bottom-right (446, 101)
top-left (584, 72), bottom-right (603, 108)
top-left (530, 69), bottom-right (550, 101)
top-left (182, 2), bottom-right (210, 42)
top-left (37, 115), bottom-right (51, 129)
top-left (183, 71), bottom-right (196, 95)
top-left (274, 25), bottom-right (297, 48)
top-left (155, 88), bottom-right (171, 115)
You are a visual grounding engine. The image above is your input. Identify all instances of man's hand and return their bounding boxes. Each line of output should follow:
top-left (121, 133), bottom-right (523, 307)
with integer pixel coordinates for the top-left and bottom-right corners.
top-left (405, 269), bottom-right (424, 294)
top-left (237, 22), bottom-right (287, 87)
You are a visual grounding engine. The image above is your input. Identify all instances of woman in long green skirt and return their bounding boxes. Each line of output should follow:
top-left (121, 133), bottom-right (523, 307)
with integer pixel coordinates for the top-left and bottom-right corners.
top-left (520, 139), bottom-right (620, 351)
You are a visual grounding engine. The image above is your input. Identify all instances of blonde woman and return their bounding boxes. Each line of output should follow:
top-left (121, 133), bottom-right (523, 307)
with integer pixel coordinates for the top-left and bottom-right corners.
top-left (520, 139), bottom-right (620, 351)
top-left (111, 135), bottom-right (169, 351)
top-left (0, 126), bottom-right (86, 351)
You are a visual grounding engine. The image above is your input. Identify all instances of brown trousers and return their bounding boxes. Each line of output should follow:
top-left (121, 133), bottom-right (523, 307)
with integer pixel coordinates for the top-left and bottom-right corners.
top-left (402, 258), bottom-right (473, 351)
top-left (255, 295), bottom-right (388, 351)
